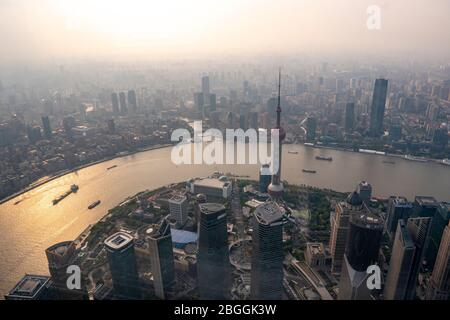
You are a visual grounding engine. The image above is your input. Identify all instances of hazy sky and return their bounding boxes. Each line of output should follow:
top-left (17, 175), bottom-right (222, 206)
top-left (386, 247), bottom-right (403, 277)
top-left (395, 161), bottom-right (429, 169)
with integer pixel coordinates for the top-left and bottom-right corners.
top-left (1, 0), bottom-right (449, 62)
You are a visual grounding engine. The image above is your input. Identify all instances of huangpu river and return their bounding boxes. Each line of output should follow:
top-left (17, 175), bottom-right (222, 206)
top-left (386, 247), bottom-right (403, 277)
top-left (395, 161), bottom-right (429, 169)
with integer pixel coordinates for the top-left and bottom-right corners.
top-left (1, 143), bottom-right (449, 297)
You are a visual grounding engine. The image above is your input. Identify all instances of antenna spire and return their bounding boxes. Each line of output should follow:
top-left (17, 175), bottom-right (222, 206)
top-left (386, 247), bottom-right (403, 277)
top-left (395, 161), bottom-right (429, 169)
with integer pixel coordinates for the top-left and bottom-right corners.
top-left (277, 68), bottom-right (281, 127)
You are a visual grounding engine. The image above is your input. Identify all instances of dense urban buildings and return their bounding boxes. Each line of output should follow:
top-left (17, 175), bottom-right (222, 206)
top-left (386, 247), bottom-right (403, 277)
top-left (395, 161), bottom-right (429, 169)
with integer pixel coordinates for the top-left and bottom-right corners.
top-left (0, 0), bottom-right (449, 307)
top-left (1, 62), bottom-right (450, 302)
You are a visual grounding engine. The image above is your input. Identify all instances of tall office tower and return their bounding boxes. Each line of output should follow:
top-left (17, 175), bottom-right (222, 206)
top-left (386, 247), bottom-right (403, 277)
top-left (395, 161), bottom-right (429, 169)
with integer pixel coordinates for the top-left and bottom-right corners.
top-left (26, 126), bottom-right (42, 144)
top-left (148, 217), bottom-right (175, 299)
top-left (127, 90), bottom-right (137, 112)
top-left (229, 89), bottom-right (238, 104)
top-left (251, 202), bottom-right (284, 300)
top-left (259, 164), bottom-right (271, 193)
top-left (209, 93), bottom-right (217, 112)
top-left (413, 196), bottom-right (440, 268)
top-left (243, 80), bottom-right (250, 97)
top-left (106, 119), bottom-right (116, 134)
top-left (197, 203), bottom-right (230, 299)
top-left (414, 196), bottom-right (439, 218)
top-left (329, 191), bottom-right (362, 274)
top-left (350, 78), bottom-right (358, 89)
top-left (268, 70), bottom-right (285, 199)
top-left (111, 92), bottom-right (119, 115)
top-left (344, 103), bottom-right (355, 132)
top-left (427, 202), bottom-right (450, 269)
top-left (227, 111), bottom-right (234, 129)
top-left (119, 92), bottom-right (128, 115)
top-left (79, 104), bottom-right (87, 121)
top-left (41, 116), bottom-right (52, 140)
top-left (432, 126), bottom-right (449, 149)
top-left (45, 241), bottom-right (89, 300)
top-left (202, 75), bottom-right (210, 103)
top-left (369, 78), bottom-right (388, 137)
top-left (389, 123), bottom-right (402, 141)
top-left (0, 123), bottom-right (14, 147)
top-left (239, 114), bottom-right (247, 130)
top-left (168, 194), bottom-right (188, 228)
top-left (384, 220), bottom-right (416, 300)
top-left (386, 196), bottom-right (413, 239)
top-left (5, 275), bottom-right (54, 300)
top-left (194, 92), bottom-right (204, 112)
top-left (210, 111), bottom-right (221, 128)
top-left (104, 232), bottom-right (141, 299)
top-left (305, 116), bottom-right (317, 142)
top-left (357, 181), bottom-right (372, 205)
top-left (403, 217), bottom-right (432, 299)
top-left (336, 78), bottom-right (345, 94)
top-left (427, 221), bottom-right (450, 300)
top-left (248, 111), bottom-right (258, 130)
top-left (62, 116), bottom-right (76, 135)
top-left (338, 211), bottom-right (383, 300)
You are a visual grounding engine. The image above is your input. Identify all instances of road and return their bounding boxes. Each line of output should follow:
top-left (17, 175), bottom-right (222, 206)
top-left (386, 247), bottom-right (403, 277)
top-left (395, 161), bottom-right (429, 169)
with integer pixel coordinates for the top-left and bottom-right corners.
top-left (231, 179), bottom-right (245, 238)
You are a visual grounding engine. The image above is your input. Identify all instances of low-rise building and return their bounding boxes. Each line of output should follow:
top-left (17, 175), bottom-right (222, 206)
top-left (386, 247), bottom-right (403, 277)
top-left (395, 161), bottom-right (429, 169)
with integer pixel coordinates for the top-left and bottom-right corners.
top-left (305, 242), bottom-right (332, 270)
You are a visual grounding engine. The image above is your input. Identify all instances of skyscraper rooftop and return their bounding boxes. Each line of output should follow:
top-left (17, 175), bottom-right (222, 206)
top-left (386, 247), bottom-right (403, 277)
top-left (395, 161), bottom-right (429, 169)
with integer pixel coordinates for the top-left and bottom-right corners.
top-left (415, 196), bottom-right (439, 207)
top-left (346, 191), bottom-right (363, 206)
top-left (351, 211), bottom-right (383, 230)
top-left (6, 275), bottom-right (51, 300)
top-left (198, 203), bottom-right (226, 215)
top-left (254, 202), bottom-right (284, 225)
top-left (46, 240), bottom-right (74, 258)
top-left (104, 232), bottom-right (134, 251)
top-left (391, 196), bottom-right (412, 207)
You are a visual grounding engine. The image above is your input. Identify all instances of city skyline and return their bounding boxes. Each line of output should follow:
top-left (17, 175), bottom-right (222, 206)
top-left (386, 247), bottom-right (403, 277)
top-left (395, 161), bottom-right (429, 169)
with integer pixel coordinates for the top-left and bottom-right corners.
top-left (1, 66), bottom-right (450, 301)
top-left (0, 0), bottom-right (449, 306)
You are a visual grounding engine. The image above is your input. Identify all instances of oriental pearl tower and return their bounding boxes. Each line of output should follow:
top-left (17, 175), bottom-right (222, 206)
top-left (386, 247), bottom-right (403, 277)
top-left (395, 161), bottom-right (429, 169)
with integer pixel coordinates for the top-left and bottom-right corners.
top-left (267, 69), bottom-right (285, 199)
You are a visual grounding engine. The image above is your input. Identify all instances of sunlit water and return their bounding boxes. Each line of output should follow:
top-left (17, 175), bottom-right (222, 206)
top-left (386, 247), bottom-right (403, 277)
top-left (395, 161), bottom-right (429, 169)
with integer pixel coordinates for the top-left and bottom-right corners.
top-left (1, 143), bottom-right (449, 297)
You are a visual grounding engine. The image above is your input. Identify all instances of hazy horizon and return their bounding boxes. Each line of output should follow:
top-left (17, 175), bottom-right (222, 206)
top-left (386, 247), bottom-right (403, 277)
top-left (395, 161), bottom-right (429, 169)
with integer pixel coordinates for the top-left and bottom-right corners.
top-left (0, 0), bottom-right (449, 63)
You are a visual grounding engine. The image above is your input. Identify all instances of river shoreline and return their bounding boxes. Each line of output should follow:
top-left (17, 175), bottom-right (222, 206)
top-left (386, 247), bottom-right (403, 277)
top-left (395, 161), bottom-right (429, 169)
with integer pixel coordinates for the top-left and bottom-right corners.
top-left (2, 142), bottom-right (449, 206)
top-left (303, 143), bottom-right (450, 165)
top-left (0, 143), bottom-right (173, 205)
